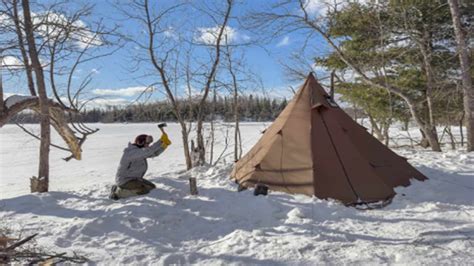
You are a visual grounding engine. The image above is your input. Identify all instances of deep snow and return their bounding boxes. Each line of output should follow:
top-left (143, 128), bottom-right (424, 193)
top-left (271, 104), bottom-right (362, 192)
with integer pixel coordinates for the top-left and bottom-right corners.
top-left (1, 123), bottom-right (473, 264)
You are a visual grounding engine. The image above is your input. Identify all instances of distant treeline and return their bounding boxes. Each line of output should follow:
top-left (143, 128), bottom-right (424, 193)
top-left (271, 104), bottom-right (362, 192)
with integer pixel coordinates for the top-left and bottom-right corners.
top-left (10, 95), bottom-right (288, 123)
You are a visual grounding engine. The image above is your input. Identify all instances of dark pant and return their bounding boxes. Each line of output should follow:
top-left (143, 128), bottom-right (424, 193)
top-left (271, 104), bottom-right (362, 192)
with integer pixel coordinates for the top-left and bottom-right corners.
top-left (119, 179), bottom-right (156, 195)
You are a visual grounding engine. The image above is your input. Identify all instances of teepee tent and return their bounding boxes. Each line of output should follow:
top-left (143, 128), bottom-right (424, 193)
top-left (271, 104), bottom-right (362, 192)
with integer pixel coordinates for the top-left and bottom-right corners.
top-left (231, 73), bottom-right (427, 205)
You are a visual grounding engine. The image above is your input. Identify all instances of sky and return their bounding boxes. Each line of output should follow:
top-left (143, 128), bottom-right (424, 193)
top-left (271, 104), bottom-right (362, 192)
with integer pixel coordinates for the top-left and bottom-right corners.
top-left (1, 0), bottom-right (334, 108)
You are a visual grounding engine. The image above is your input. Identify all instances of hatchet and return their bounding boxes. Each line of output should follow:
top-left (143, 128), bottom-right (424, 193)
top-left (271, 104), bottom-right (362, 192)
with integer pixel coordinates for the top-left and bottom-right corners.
top-left (157, 123), bottom-right (167, 134)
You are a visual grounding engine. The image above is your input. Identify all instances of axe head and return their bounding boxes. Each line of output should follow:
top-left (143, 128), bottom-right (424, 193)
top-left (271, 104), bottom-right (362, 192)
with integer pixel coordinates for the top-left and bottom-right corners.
top-left (157, 123), bottom-right (167, 129)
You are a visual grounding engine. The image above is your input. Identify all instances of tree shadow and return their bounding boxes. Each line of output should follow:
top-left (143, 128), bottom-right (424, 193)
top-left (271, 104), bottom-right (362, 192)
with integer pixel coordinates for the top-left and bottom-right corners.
top-left (1, 167), bottom-right (473, 264)
top-left (392, 165), bottom-right (474, 206)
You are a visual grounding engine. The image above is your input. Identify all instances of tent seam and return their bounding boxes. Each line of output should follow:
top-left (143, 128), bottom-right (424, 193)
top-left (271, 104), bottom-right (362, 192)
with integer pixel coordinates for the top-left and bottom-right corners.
top-left (319, 109), bottom-right (360, 200)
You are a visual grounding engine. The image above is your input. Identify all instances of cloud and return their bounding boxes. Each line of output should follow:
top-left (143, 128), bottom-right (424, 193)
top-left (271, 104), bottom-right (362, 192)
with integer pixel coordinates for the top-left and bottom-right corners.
top-left (302, 0), bottom-right (372, 17)
top-left (276, 36), bottom-right (290, 47)
top-left (33, 12), bottom-right (103, 49)
top-left (182, 85), bottom-right (202, 98)
top-left (90, 68), bottom-right (100, 74)
top-left (163, 26), bottom-right (178, 39)
top-left (92, 86), bottom-right (155, 97)
top-left (312, 64), bottom-right (330, 76)
top-left (1, 56), bottom-right (24, 69)
top-left (0, 13), bottom-right (11, 27)
top-left (86, 98), bottom-right (130, 107)
top-left (0, 11), bottom-right (103, 49)
top-left (195, 25), bottom-right (249, 45)
top-left (1, 11), bottom-right (102, 50)
top-left (302, 0), bottom-right (332, 17)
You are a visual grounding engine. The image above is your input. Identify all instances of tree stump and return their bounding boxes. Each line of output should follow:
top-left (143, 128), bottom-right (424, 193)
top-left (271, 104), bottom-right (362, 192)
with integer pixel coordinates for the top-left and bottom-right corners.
top-left (30, 176), bottom-right (48, 193)
top-left (189, 178), bottom-right (198, 195)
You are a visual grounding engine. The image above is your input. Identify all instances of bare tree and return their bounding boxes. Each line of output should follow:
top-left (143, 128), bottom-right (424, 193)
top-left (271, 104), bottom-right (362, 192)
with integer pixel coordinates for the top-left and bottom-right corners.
top-left (120, 0), bottom-right (231, 195)
top-left (122, 0), bottom-right (233, 169)
top-left (120, 0), bottom-right (194, 170)
top-left (193, 0), bottom-right (233, 166)
top-left (208, 86), bottom-right (217, 165)
top-left (0, 53), bottom-right (4, 115)
top-left (22, 0), bottom-right (51, 192)
top-left (1, 0), bottom-right (114, 192)
top-left (448, 0), bottom-right (474, 152)
top-left (223, 41), bottom-right (243, 162)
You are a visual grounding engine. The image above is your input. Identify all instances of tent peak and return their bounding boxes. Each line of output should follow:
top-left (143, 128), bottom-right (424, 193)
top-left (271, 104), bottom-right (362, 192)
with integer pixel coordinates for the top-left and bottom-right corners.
top-left (307, 72), bottom-right (316, 80)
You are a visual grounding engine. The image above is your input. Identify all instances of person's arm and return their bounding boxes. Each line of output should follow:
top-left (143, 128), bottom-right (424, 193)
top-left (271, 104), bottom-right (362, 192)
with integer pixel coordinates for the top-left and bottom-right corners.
top-left (127, 133), bottom-right (172, 160)
top-left (148, 140), bottom-right (166, 158)
top-left (148, 133), bottom-right (172, 158)
top-left (150, 132), bottom-right (171, 157)
top-left (125, 141), bottom-right (165, 161)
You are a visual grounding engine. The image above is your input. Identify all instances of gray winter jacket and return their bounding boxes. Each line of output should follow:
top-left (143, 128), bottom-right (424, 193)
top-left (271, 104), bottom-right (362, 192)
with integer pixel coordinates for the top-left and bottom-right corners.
top-left (115, 140), bottom-right (166, 186)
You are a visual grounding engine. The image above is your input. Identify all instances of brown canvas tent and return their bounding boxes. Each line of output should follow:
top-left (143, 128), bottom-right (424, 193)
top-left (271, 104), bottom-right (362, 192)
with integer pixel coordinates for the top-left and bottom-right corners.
top-left (231, 73), bottom-right (427, 205)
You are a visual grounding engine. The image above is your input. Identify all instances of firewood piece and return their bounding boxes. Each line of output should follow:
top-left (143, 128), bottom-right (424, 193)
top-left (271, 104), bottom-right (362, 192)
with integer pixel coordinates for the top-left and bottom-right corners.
top-left (6, 234), bottom-right (37, 251)
top-left (189, 178), bottom-right (198, 195)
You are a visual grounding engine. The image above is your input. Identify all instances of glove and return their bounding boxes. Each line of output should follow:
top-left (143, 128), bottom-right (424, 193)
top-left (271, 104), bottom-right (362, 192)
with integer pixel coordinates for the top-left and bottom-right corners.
top-left (160, 133), bottom-right (172, 148)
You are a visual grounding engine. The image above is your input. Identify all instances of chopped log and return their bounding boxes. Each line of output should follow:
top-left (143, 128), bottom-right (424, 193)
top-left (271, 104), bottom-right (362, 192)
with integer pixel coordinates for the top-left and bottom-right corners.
top-left (189, 177), bottom-right (198, 195)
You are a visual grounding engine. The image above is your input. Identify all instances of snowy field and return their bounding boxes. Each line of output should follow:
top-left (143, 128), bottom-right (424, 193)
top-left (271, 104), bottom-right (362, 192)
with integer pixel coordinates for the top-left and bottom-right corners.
top-left (1, 122), bottom-right (473, 264)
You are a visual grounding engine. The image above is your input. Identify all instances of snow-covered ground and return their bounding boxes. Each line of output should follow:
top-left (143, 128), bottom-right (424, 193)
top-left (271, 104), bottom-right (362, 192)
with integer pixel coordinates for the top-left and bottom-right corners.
top-left (1, 123), bottom-right (473, 264)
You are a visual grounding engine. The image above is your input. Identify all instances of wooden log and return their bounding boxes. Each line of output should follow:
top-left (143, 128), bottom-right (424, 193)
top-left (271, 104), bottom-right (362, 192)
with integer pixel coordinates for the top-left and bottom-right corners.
top-left (189, 178), bottom-right (198, 195)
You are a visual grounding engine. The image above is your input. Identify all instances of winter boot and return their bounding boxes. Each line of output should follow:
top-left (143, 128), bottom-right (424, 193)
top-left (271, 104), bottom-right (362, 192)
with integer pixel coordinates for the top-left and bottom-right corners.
top-left (109, 185), bottom-right (119, 200)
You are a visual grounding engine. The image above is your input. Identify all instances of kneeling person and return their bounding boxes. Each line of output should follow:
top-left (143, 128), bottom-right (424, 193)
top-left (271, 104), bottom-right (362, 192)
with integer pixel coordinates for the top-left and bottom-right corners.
top-left (110, 133), bottom-right (171, 200)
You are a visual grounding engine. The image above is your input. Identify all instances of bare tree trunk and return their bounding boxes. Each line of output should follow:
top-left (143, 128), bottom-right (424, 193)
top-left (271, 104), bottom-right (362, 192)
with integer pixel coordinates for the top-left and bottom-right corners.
top-left (419, 29), bottom-right (437, 139)
top-left (179, 121), bottom-right (192, 170)
top-left (195, 0), bottom-right (233, 165)
top-left (368, 115), bottom-right (384, 142)
top-left (330, 70), bottom-right (335, 101)
top-left (419, 129), bottom-right (430, 148)
top-left (189, 177), bottom-right (198, 195)
top-left (22, 0), bottom-right (51, 193)
top-left (448, 0), bottom-right (474, 152)
top-left (225, 44), bottom-right (241, 162)
top-left (424, 126), bottom-right (441, 151)
top-left (416, 26), bottom-right (441, 151)
top-left (460, 111), bottom-right (465, 146)
top-left (418, 126), bottom-right (441, 151)
top-left (195, 121), bottom-right (206, 165)
top-left (12, 0), bottom-right (36, 96)
top-left (237, 125), bottom-right (242, 159)
top-left (439, 125), bottom-right (448, 144)
top-left (446, 126), bottom-right (456, 150)
top-left (353, 103), bottom-right (358, 121)
top-left (209, 121), bottom-right (214, 164)
top-left (409, 101), bottom-right (441, 151)
top-left (209, 88), bottom-right (217, 164)
top-left (402, 119), bottom-right (409, 131)
top-left (234, 107), bottom-right (241, 161)
top-left (383, 121), bottom-right (390, 147)
top-left (0, 52), bottom-right (4, 115)
top-left (189, 140), bottom-right (198, 195)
